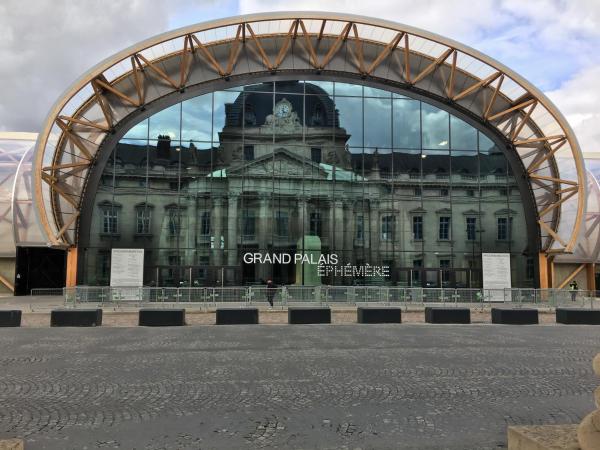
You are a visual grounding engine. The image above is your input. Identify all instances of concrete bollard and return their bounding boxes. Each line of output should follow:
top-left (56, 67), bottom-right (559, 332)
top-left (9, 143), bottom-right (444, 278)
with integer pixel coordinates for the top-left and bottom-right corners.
top-left (577, 353), bottom-right (600, 449)
top-left (0, 438), bottom-right (24, 449)
top-left (0, 310), bottom-right (22, 327)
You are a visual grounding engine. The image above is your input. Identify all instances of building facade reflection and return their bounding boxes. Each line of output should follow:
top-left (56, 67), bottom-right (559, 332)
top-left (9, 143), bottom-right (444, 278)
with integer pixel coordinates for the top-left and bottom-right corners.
top-left (82, 80), bottom-right (533, 287)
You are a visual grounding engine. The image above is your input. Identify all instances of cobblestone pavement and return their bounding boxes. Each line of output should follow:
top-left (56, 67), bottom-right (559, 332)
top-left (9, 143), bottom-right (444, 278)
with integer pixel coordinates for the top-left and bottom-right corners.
top-left (0, 325), bottom-right (598, 449)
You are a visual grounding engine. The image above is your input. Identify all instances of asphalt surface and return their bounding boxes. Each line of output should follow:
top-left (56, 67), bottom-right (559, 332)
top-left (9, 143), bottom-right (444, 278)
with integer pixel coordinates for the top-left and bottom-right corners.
top-left (0, 324), bottom-right (598, 449)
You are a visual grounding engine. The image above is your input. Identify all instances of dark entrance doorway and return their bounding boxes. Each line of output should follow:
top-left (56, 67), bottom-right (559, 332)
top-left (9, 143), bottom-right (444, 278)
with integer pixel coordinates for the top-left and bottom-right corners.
top-left (14, 247), bottom-right (67, 296)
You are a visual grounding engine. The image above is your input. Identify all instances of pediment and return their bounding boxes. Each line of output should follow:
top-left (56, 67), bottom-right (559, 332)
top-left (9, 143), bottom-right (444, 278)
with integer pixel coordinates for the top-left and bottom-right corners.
top-left (228, 148), bottom-right (327, 178)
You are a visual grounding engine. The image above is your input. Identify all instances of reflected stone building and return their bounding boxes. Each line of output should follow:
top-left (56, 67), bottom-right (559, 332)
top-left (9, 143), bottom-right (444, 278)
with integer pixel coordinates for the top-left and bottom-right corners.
top-left (10, 12), bottom-right (595, 293)
top-left (84, 80), bottom-right (531, 288)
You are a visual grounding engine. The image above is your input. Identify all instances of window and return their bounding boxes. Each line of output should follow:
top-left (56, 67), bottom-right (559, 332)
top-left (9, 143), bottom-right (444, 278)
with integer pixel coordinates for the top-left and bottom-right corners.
top-left (244, 145), bottom-right (254, 161)
top-left (97, 251), bottom-right (110, 281)
top-left (440, 188), bottom-right (449, 197)
top-left (466, 217), bottom-right (476, 241)
top-left (413, 216), bottom-right (423, 240)
top-left (309, 212), bottom-right (322, 236)
top-left (102, 208), bottom-right (118, 234)
top-left (242, 209), bottom-right (256, 238)
top-left (499, 188), bottom-right (508, 196)
top-left (414, 187), bottom-right (422, 196)
top-left (497, 217), bottom-right (513, 240)
top-left (311, 147), bottom-right (322, 163)
top-left (136, 208), bottom-right (151, 234)
top-left (275, 211), bottom-right (289, 237)
top-left (200, 211), bottom-right (210, 236)
top-left (355, 215), bottom-right (364, 240)
top-left (381, 215), bottom-right (394, 241)
top-left (466, 189), bottom-right (475, 197)
top-left (439, 216), bottom-right (451, 240)
top-left (440, 259), bottom-right (451, 284)
top-left (168, 209), bottom-right (180, 237)
top-left (526, 258), bottom-right (534, 280)
top-left (412, 259), bottom-right (422, 283)
top-left (169, 181), bottom-right (179, 191)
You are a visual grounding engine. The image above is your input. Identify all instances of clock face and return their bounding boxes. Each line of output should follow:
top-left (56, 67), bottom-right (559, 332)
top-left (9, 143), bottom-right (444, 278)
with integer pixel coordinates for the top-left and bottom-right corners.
top-left (275, 102), bottom-right (291, 118)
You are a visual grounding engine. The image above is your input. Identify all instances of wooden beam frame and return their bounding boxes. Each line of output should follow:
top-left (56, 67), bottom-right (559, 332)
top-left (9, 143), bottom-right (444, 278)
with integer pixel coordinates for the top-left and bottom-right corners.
top-left (510, 101), bottom-right (537, 141)
top-left (54, 119), bottom-right (93, 160)
top-left (411, 48), bottom-right (454, 85)
top-left (483, 74), bottom-right (504, 119)
top-left (245, 23), bottom-right (273, 71)
top-left (557, 263), bottom-right (586, 289)
top-left (224, 24), bottom-right (244, 75)
top-left (403, 33), bottom-right (411, 83)
top-left (179, 34), bottom-right (193, 89)
top-left (351, 24), bottom-right (365, 74)
top-left (487, 98), bottom-right (537, 122)
top-left (452, 71), bottom-right (502, 101)
top-left (273, 20), bottom-right (297, 69)
top-left (539, 220), bottom-right (568, 248)
top-left (526, 139), bottom-right (568, 174)
top-left (538, 189), bottom-right (578, 218)
top-left (130, 56), bottom-right (145, 105)
top-left (134, 53), bottom-right (178, 89)
top-left (529, 174), bottom-right (578, 186)
top-left (297, 20), bottom-right (319, 68)
top-left (514, 135), bottom-right (565, 146)
top-left (445, 50), bottom-right (458, 98)
top-left (190, 34), bottom-right (225, 76)
top-left (320, 22), bottom-right (352, 69)
top-left (92, 77), bottom-right (140, 107)
top-left (366, 32), bottom-right (403, 76)
top-left (90, 78), bottom-right (114, 126)
top-left (58, 115), bottom-right (109, 132)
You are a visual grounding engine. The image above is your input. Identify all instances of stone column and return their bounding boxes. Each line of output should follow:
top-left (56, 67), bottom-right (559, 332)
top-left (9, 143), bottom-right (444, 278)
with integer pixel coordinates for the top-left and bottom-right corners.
top-left (212, 196), bottom-right (224, 267)
top-left (227, 193), bottom-right (239, 268)
top-left (257, 195), bottom-right (270, 281)
top-left (578, 353), bottom-right (600, 449)
top-left (298, 198), bottom-right (309, 240)
top-left (370, 200), bottom-right (380, 264)
top-left (343, 201), bottom-right (354, 261)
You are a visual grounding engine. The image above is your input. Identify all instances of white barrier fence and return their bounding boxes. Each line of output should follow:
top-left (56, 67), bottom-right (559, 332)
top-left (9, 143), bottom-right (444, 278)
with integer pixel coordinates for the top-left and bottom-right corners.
top-left (60, 286), bottom-right (598, 308)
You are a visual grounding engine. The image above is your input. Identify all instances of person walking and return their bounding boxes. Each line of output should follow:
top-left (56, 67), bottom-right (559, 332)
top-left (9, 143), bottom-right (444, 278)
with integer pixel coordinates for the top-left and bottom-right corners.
top-left (266, 279), bottom-right (276, 308)
top-left (569, 280), bottom-right (578, 302)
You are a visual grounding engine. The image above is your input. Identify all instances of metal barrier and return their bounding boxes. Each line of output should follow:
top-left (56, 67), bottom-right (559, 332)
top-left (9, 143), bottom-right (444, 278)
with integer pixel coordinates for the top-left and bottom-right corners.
top-left (61, 286), bottom-right (598, 308)
top-left (30, 288), bottom-right (63, 296)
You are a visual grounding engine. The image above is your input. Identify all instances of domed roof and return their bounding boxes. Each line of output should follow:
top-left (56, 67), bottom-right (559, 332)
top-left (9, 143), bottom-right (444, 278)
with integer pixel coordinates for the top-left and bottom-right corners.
top-left (224, 81), bottom-right (339, 128)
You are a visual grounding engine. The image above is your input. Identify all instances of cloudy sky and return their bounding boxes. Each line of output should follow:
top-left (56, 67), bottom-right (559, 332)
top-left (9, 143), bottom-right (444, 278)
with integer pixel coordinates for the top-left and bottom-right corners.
top-left (1, 0), bottom-right (599, 151)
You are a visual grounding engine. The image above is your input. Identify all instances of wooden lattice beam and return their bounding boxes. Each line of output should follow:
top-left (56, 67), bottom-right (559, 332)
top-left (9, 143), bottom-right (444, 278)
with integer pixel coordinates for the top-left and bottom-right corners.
top-left (245, 24), bottom-right (273, 71)
top-left (453, 71), bottom-right (502, 101)
top-left (134, 53), bottom-right (178, 90)
top-left (92, 77), bottom-right (140, 107)
top-left (190, 34), bottom-right (225, 76)
top-left (411, 48), bottom-right (454, 85)
top-left (366, 32), bottom-right (404, 76)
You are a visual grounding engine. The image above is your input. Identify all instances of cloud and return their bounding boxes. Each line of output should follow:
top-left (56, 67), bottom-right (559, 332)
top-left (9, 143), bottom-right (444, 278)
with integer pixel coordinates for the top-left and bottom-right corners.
top-left (239, 0), bottom-right (600, 88)
top-left (1, 0), bottom-right (599, 159)
top-left (239, 0), bottom-right (600, 152)
top-left (546, 65), bottom-right (600, 153)
top-left (0, 0), bottom-right (219, 132)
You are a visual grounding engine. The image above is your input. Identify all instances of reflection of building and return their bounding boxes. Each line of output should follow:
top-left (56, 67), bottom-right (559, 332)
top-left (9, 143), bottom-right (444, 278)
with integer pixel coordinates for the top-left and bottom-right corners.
top-left (6, 13), bottom-right (598, 292)
top-left (85, 81), bottom-right (531, 287)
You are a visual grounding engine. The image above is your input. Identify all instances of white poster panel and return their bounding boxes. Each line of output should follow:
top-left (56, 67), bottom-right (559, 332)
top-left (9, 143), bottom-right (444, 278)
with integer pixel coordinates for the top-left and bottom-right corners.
top-left (482, 253), bottom-right (511, 302)
top-left (110, 248), bottom-right (144, 287)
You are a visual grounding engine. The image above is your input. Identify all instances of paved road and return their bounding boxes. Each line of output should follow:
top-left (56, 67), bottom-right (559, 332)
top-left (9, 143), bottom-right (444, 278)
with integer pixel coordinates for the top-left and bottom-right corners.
top-left (0, 324), bottom-right (598, 449)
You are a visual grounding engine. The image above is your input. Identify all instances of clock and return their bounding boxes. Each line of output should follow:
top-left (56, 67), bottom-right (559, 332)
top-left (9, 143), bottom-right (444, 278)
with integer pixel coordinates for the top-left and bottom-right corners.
top-left (274, 99), bottom-right (292, 118)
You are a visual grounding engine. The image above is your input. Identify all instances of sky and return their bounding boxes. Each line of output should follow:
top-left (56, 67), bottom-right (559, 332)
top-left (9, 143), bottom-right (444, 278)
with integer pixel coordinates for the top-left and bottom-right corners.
top-left (0, 0), bottom-right (599, 152)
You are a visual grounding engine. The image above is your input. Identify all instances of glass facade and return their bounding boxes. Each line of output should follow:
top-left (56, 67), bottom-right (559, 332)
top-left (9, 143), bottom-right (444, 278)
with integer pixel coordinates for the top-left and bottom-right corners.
top-left (81, 80), bottom-right (533, 287)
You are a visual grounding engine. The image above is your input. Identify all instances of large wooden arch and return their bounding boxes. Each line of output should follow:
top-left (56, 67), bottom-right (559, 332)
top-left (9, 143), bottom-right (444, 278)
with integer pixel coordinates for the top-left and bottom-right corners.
top-left (34, 12), bottom-right (585, 254)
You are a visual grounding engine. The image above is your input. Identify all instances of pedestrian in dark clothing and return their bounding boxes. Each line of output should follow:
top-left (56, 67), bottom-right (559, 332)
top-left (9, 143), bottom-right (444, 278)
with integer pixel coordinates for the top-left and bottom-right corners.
top-left (569, 280), bottom-right (578, 302)
top-left (266, 279), bottom-right (276, 308)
